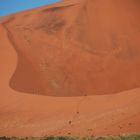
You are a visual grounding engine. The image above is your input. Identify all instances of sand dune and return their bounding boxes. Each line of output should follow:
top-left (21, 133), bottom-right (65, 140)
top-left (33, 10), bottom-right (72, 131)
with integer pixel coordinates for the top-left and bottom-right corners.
top-left (0, 0), bottom-right (140, 136)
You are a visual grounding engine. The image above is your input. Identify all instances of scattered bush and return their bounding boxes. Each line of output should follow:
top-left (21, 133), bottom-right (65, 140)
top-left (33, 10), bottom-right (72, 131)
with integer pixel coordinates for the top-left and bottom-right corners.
top-left (0, 134), bottom-right (140, 140)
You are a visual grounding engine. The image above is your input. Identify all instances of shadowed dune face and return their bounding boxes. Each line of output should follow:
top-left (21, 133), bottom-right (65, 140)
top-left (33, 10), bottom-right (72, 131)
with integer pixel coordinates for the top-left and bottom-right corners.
top-left (3, 0), bottom-right (140, 96)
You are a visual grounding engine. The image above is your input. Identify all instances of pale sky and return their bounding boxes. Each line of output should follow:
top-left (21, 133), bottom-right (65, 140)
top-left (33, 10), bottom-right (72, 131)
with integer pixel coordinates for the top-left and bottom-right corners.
top-left (0, 0), bottom-right (59, 16)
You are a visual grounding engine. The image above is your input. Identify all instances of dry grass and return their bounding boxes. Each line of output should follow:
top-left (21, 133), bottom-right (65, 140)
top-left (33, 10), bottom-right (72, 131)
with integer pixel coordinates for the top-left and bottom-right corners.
top-left (0, 134), bottom-right (140, 140)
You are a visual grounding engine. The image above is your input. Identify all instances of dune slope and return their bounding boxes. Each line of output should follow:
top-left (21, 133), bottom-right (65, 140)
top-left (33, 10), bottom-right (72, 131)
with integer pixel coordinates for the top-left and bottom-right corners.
top-left (1, 0), bottom-right (140, 96)
top-left (0, 0), bottom-right (140, 136)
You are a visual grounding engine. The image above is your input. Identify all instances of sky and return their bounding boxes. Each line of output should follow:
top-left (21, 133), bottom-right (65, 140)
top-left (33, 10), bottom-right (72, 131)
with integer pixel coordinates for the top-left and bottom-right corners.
top-left (0, 0), bottom-right (59, 16)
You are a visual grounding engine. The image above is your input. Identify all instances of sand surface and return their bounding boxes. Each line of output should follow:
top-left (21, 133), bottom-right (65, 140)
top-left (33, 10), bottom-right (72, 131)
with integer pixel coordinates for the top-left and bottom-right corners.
top-left (0, 0), bottom-right (140, 136)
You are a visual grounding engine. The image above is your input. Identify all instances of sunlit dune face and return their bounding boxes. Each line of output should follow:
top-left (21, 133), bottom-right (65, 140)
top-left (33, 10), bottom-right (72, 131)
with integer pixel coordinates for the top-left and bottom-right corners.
top-left (83, 0), bottom-right (140, 52)
top-left (7, 0), bottom-right (140, 96)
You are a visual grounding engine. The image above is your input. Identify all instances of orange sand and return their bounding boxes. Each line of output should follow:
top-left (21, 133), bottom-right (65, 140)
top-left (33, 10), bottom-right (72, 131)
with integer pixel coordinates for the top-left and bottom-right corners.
top-left (0, 0), bottom-right (140, 136)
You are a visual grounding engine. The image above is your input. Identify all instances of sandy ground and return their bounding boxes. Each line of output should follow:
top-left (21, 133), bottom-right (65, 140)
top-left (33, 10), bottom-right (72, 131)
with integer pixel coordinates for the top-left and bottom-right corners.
top-left (0, 0), bottom-right (140, 136)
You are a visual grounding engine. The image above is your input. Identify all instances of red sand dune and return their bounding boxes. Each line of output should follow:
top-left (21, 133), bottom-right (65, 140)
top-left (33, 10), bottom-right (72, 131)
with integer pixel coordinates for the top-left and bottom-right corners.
top-left (0, 0), bottom-right (140, 136)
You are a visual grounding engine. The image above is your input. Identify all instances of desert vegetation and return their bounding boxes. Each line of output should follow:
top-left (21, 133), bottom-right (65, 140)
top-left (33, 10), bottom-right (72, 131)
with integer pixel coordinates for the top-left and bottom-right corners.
top-left (1, 134), bottom-right (140, 140)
